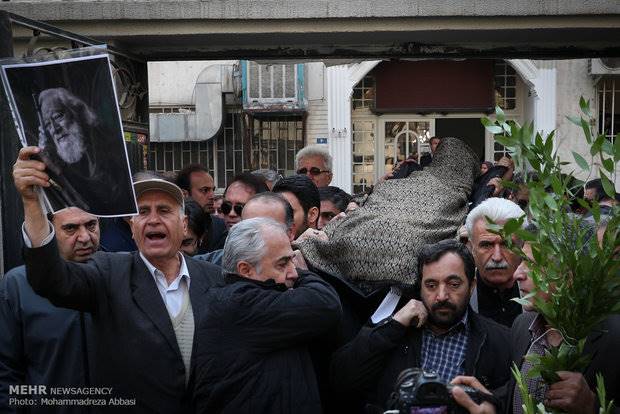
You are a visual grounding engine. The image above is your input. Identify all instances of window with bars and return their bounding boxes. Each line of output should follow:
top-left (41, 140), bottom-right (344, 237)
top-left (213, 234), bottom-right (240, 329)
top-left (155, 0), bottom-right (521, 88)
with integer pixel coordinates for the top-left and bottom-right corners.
top-left (494, 61), bottom-right (517, 110)
top-left (597, 77), bottom-right (620, 144)
top-left (352, 75), bottom-right (375, 110)
top-left (149, 111), bottom-right (304, 189)
top-left (251, 116), bottom-right (305, 177)
top-left (149, 110), bottom-right (242, 189)
top-left (247, 62), bottom-right (297, 102)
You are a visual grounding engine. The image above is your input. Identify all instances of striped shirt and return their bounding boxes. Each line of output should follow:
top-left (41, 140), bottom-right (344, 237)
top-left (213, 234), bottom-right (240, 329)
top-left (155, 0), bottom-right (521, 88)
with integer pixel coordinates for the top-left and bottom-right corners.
top-left (421, 310), bottom-right (469, 382)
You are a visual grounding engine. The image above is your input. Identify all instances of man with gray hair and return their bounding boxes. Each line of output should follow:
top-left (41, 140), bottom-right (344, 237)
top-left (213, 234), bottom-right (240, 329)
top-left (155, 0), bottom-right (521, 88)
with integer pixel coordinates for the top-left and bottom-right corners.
top-left (241, 192), bottom-right (296, 241)
top-left (465, 197), bottom-right (525, 327)
top-left (193, 217), bottom-right (342, 413)
top-left (295, 144), bottom-right (333, 188)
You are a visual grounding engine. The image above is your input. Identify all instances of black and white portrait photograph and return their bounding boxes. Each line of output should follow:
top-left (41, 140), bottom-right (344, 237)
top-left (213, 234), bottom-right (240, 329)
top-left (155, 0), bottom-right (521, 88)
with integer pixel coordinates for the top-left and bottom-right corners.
top-left (1, 53), bottom-right (137, 217)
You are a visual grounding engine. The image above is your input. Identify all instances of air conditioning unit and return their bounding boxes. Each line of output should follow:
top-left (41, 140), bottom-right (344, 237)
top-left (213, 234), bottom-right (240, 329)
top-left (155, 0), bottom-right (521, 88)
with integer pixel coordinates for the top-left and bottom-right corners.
top-left (590, 58), bottom-right (620, 75)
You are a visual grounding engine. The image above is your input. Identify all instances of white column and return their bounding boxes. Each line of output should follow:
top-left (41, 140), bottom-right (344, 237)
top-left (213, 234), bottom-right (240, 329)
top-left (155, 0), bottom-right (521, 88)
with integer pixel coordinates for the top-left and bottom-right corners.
top-left (533, 64), bottom-right (557, 139)
top-left (509, 59), bottom-right (556, 144)
top-left (326, 65), bottom-right (353, 193)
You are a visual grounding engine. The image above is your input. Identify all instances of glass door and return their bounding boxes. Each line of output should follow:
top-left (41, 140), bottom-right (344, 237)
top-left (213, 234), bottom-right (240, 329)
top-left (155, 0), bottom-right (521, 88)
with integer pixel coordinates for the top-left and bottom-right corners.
top-left (381, 120), bottom-right (433, 176)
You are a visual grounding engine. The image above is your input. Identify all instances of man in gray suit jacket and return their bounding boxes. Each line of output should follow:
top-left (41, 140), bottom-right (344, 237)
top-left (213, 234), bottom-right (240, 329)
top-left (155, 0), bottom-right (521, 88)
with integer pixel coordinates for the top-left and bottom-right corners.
top-left (12, 146), bottom-right (222, 413)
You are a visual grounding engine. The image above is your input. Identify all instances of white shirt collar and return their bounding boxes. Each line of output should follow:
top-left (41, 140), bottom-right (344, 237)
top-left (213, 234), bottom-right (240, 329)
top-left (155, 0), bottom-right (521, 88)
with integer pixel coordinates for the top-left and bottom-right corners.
top-left (139, 251), bottom-right (191, 288)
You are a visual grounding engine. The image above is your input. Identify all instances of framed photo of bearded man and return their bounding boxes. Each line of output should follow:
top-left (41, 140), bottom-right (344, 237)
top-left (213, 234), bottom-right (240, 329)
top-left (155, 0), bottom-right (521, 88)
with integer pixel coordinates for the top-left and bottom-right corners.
top-left (1, 51), bottom-right (137, 217)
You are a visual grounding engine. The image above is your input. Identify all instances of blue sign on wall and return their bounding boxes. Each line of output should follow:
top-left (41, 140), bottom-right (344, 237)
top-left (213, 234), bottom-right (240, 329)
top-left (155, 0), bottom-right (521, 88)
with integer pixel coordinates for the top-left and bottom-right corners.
top-left (316, 137), bottom-right (328, 144)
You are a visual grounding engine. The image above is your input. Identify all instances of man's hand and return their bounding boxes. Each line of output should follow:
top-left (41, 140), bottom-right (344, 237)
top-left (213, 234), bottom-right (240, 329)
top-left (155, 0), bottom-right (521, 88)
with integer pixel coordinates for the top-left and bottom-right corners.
top-left (13, 146), bottom-right (52, 246)
top-left (545, 371), bottom-right (596, 414)
top-left (13, 146), bottom-right (50, 202)
top-left (291, 250), bottom-right (308, 270)
top-left (488, 177), bottom-right (503, 196)
top-left (392, 299), bottom-right (427, 328)
top-left (450, 376), bottom-right (496, 414)
top-left (293, 228), bottom-right (329, 245)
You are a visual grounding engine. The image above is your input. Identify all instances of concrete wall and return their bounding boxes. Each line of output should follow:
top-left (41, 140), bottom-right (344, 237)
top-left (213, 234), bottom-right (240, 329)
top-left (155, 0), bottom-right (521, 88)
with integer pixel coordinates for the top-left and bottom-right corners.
top-left (553, 59), bottom-right (612, 187)
top-left (4, 1), bottom-right (619, 20)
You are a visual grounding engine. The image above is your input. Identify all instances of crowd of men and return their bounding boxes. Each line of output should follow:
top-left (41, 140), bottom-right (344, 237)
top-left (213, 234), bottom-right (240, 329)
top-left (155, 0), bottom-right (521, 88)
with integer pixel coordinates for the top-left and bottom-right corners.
top-left (1, 140), bottom-right (618, 414)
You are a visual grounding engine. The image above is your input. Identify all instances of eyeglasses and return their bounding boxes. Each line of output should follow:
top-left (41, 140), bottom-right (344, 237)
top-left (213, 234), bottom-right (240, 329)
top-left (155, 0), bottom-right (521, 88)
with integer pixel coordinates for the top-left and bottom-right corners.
top-left (296, 167), bottom-right (330, 176)
top-left (219, 200), bottom-right (244, 216)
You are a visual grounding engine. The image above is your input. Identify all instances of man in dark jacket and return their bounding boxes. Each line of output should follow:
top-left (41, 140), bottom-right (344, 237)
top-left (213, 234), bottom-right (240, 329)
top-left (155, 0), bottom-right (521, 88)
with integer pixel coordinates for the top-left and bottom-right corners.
top-left (193, 217), bottom-right (342, 413)
top-left (504, 241), bottom-right (620, 414)
top-left (330, 240), bottom-right (511, 412)
top-left (0, 207), bottom-right (99, 413)
top-left (13, 146), bottom-right (222, 413)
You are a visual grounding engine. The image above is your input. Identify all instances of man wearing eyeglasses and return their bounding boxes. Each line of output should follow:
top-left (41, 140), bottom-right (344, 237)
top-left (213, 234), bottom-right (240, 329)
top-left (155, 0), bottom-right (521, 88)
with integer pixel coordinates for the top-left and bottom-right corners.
top-left (220, 172), bottom-right (269, 230)
top-left (295, 145), bottom-right (333, 188)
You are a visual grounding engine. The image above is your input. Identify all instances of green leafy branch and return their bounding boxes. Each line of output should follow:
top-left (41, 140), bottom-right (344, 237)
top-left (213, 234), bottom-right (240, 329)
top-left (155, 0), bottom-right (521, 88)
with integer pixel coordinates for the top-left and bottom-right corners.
top-left (482, 99), bottom-right (620, 414)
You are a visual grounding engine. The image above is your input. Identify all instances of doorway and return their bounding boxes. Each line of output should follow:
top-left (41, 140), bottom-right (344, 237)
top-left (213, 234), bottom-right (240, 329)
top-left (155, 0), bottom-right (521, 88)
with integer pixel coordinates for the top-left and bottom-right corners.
top-left (435, 118), bottom-right (486, 161)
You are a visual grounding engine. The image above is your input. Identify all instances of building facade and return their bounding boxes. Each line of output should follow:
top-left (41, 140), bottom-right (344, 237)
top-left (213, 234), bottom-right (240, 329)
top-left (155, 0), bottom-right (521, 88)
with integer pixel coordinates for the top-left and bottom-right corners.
top-left (148, 58), bottom-right (619, 193)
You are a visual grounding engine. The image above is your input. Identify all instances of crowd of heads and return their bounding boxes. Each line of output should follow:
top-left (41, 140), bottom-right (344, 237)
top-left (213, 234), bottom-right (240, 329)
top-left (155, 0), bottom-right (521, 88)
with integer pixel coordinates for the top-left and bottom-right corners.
top-left (120, 144), bottom-right (345, 261)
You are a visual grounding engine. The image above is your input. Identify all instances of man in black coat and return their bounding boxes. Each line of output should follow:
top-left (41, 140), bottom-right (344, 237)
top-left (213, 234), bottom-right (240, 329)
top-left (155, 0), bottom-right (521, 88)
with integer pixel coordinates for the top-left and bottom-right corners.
top-left (13, 146), bottom-right (222, 413)
top-left (330, 240), bottom-right (511, 413)
top-left (0, 207), bottom-right (99, 413)
top-left (192, 217), bottom-right (342, 414)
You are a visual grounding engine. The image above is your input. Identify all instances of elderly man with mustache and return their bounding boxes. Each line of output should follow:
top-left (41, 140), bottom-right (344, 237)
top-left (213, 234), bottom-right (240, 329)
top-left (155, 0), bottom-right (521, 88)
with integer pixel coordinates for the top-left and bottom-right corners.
top-left (465, 197), bottom-right (525, 327)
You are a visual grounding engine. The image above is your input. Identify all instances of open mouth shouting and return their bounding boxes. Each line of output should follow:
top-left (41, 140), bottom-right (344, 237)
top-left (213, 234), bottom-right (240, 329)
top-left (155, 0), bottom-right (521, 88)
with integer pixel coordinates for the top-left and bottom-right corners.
top-left (145, 230), bottom-right (168, 247)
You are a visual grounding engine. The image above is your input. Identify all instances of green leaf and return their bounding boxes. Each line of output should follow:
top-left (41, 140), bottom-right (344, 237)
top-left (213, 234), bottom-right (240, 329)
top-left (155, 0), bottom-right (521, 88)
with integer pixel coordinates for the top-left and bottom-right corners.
top-left (566, 115), bottom-right (582, 127)
top-left (579, 96), bottom-right (591, 117)
top-left (591, 136), bottom-right (605, 156)
top-left (481, 118), bottom-right (503, 134)
top-left (496, 106), bottom-right (505, 123)
top-left (514, 229), bottom-right (537, 242)
top-left (550, 175), bottom-right (563, 194)
top-left (614, 134), bottom-right (620, 162)
top-left (601, 139), bottom-right (614, 156)
top-left (495, 134), bottom-right (512, 146)
top-left (600, 172), bottom-right (616, 199)
top-left (481, 117), bottom-right (494, 128)
top-left (581, 118), bottom-right (592, 144)
top-left (602, 157), bottom-right (614, 173)
top-left (572, 151), bottom-right (590, 171)
top-left (544, 130), bottom-right (555, 154)
top-left (503, 217), bottom-right (523, 235)
top-left (544, 193), bottom-right (558, 210)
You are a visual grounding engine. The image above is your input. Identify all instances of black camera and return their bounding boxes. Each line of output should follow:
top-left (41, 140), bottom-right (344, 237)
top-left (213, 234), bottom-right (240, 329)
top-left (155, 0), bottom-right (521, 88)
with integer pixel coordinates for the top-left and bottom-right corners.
top-left (386, 368), bottom-right (498, 414)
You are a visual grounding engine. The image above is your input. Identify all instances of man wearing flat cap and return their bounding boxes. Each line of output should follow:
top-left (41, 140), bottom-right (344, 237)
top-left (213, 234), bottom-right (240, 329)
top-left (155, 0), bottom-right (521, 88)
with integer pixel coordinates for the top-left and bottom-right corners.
top-left (12, 146), bottom-right (222, 413)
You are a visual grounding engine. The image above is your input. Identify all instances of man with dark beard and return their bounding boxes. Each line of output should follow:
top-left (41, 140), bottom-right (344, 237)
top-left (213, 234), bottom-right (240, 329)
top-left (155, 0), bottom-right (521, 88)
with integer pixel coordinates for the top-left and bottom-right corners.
top-left (330, 240), bottom-right (511, 412)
